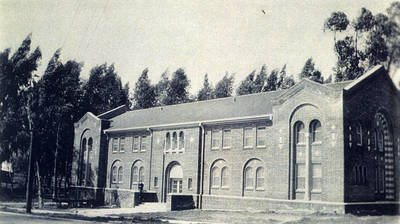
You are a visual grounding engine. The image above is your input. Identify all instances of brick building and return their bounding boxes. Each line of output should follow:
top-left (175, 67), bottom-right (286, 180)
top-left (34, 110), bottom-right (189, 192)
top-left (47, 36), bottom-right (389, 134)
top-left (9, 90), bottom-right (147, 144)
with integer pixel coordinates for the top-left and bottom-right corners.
top-left (71, 65), bottom-right (400, 213)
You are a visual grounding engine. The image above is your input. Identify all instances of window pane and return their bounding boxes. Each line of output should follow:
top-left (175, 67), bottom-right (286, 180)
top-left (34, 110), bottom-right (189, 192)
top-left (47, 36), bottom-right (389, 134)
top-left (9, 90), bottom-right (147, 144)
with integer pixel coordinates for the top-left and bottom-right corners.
top-left (296, 177), bottom-right (305, 190)
top-left (223, 129), bottom-right (231, 148)
top-left (188, 178), bottom-right (192, 190)
top-left (133, 136), bottom-right (139, 151)
top-left (118, 166), bottom-right (123, 183)
top-left (311, 121), bottom-right (321, 142)
top-left (257, 127), bottom-right (266, 146)
top-left (179, 131), bottom-right (184, 149)
top-left (312, 163), bottom-right (322, 177)
top-left (139, 167), bottom-right (144, 183)
top-left (141, 136), bottom-right (147, 151)
top-left (312, 178), bottom-right (321, 190)
top-left (212, 130), bottom-right (221, 148)
top-left (112, 138), bottom-right (119, 152)
top-left (244, 127), bottom-right (253, 148)
top-left (112, 166), bottom-right (117, 183)
top-left (172, 132), bottom-right (177, 149)
top-left (166, 133), bottom-right (171, 149)
top-left (154, 177), bottom-right (158, 188)
top-left (245, 167), bottom-right (254, 189)
top-left (356, 124), bottom-right (362, 145)
top-left (296, 123), bottom-right (305, 144)
top-left (212, 167), bottom-right (219, 187)
top-left (221, 167), bottom-right (228, 187)
top-left (132, 167), bottom-right (138, 183)
top-left (120, 137), bottom-right (125, 151)
top-left (256, 167), bottom-right (264, 188)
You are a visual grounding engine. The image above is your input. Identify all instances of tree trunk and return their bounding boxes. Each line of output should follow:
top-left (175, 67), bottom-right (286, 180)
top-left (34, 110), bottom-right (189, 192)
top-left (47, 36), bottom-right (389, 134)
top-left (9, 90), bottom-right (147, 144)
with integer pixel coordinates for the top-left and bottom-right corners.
top-left (25, 100), bottom-right (34, 213)
top-left (35, 161), bottom-right (43, 209)
top-left (53, 122), bottom-right (61, 199)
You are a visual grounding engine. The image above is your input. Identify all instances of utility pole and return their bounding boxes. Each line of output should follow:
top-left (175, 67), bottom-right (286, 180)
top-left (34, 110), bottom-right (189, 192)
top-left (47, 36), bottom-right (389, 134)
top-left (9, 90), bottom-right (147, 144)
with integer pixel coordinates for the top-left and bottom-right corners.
top-left (25, 81), bottom-right (34, 213)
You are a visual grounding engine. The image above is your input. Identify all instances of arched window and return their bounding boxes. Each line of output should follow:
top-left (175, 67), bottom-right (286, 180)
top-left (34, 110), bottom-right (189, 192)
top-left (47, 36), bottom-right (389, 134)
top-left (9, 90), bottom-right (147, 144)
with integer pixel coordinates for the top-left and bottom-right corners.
top-left (111, 160), bottom-right (122, 184)
top-left (79, 138), bottom-right (87, 185)
top-left (211, 166), bottom-right (220, 188)
top-left (377, 130), bottom-right (384, 152)
top-left (310, 120), bottom-right (321, 143)
top-left (112, 166), bottom-right (118, 183)
top-left (139, 167), bottom-right (144, 183)
top-left (132, 167), bottom-right (138, 186)
top-left (118, 166), bottom-right (123, 183)
top-left (87, 138), bottom-right (93, 151)
top-left (179, 131), bottom-right (184, 149)
top-left (131, 160), bottom-right (144, 190)
top-left (256, 167), bottom-right (264, 189)
top-left (356, 124), bottom-right (362, 146)
top-left (166, 133), bottom-right (171, 150)
top-left (172, 132), bottom-right (177, 150)
top-left (221, 167), bottom-right (228, 187)
top-left (245, 167), bottom-right (254, 189)
top-left (295, 122), bottom-right (305, 144)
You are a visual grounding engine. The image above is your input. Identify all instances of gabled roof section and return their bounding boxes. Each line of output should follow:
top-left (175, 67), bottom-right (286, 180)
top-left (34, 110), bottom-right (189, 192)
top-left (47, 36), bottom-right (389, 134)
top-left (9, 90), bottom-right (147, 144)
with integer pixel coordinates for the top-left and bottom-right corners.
top-left (344, 65), bottom-right (384, 91)
top-left (97, 105), bottom-right (128, 120)
top-left (74, 112), bottom-right (100, 128)
top-left (272, 78), bottom-right (341, 105)
top-left (108, 90), bottom-right (283, 131)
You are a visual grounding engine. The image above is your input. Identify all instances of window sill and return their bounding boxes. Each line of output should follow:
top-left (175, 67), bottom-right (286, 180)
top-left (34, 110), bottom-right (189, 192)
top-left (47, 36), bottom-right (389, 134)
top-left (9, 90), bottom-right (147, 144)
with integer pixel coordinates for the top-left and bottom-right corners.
top-left (295, 189), bottom-right (305, 193)
top-left (211, 147), bottom-right (220, 151)
top-left (245, 187), bottom-right (254, 191)
top-left (211, 186), bottom-right (220, 189)
top-left (311, 190), bottom-right (321, 193)
top-left (296, 143), bottom-right (306, 146)
top-left (311, 142), bottom-right (322, 146)
top-left (139, 150), bottom-right (146, 153)
top-left (221, 186), bottom-right (229, 190)
top-left (256, 187), bottom-right (265, 191)
top-left (243, 146), bottom-right (253, 150)
top-left (222, 147), bottom-right (231, 150)
top-left (132, 150), bottom-right (139, 153)
top-left (256, 145), bottom-right (266, 149)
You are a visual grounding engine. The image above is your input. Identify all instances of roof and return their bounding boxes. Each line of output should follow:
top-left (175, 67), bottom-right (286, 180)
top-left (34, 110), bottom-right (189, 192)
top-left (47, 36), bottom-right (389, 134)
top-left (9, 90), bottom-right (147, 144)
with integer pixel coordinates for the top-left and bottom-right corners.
top-left (324, 80), bottom-right (353, 90)
top-left (109, 90), bottom-right (283, 131)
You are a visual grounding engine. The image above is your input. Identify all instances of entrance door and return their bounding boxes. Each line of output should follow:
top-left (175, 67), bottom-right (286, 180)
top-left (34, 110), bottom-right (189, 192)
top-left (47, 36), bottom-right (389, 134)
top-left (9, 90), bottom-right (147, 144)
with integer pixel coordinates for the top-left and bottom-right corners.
top-left (167, 164), bottom-right (183, 194)
top-left (169, 178), bottom-right (182, 193)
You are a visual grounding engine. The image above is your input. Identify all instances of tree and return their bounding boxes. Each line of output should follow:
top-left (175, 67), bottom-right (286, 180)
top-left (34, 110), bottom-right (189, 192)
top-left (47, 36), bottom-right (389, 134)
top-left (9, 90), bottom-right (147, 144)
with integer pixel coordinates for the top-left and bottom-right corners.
top-left (214, 73), bottom-right (234, 98)
top-left (236, 70), bottom-right (256, 95)
top-left (37, 50), bottom-right (83, 199)
top-left (324, 11), bottom-right (350, 43)
top-left (264, 69), bottom-right (278, 91)
top-left (155, 70), bottom-right (170, 106)
top-left (299, 58), bottom-right (323, 83)
top-left (197, 74), bottom-right (214, 101)
top-left (83, 63), bottom-right (129, 115)
top-left (253, 65), bottom-right (268, 93)
top-left (133, 68), bottom-right (156, 109)
top-left (0, 34), bottom-right (41, 164)
top-left (162, 68), bottom-right (190, 105)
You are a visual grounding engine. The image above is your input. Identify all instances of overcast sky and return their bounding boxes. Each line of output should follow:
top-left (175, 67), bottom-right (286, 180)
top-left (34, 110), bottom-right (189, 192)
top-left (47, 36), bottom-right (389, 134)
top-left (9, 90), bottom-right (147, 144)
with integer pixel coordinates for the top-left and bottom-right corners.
top-left (1, 0), bottom-right (397, 93)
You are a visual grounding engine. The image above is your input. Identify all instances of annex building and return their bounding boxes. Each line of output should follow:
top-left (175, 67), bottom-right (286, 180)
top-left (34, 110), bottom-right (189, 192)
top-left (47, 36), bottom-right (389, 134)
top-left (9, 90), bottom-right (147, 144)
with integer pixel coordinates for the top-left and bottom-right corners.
top-left (71, 65), bottom-right (400, 214)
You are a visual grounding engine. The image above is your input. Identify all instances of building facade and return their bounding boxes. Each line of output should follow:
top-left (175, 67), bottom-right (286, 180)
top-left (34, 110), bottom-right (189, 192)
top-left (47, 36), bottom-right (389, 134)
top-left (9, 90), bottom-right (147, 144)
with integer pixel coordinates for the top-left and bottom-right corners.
top-left (71, 65), bottom-right (400, 213)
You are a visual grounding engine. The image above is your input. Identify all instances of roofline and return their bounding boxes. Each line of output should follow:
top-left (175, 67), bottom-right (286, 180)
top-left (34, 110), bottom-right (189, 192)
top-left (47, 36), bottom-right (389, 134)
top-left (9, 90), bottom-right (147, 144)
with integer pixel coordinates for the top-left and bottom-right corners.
top-left (97, 105), bottom-right (127, 118)
top-left (104, 114), bottom-right (273, 134)
top-left (344, 65), bottom-right (384, 91)
top-left (76, 112), bottom-right (100, 124)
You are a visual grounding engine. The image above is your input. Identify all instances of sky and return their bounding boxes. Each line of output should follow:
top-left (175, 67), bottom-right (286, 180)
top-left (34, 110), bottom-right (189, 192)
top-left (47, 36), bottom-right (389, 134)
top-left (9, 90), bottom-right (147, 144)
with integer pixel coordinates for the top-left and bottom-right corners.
top-left (0, 0), bottom-right (398, 93)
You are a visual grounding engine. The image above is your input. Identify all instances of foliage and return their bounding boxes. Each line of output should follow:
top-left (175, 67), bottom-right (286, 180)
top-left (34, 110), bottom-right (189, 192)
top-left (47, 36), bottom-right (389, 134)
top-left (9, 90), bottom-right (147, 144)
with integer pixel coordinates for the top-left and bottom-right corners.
top-left (0, 34), bottom-right (41, 164)
top-left (133, 68), bottom-right (156, 109)
top-left (83, 63), bottom-right (129, 115)
top-left (300, 58), bottom-right (323, 83)
top-left (155, 70), bottom-right (170, 106)
top-left (214, 73), bottom-right (234, 98)
top-left (162, 68), bottom-right (190, 105)
top-left (197, 74), bottom-right (215, 101)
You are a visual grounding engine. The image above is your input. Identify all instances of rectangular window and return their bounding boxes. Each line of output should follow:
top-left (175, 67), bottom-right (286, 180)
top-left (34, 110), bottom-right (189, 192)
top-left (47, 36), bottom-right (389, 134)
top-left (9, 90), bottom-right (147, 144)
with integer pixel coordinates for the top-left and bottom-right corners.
top-left (120, 137), bottom-right (125, 152)
top-left (256, 127), bottom-right (266, 147)
top-left (141, 136), bottom-right (147, 151)
top-left (296, 163), bottom-right (306, 190)
top-left (188, 178), bottom-right (192, 190)
top-left (154, 177), bottom-right (158, 188)
top-left (133, 136), bottom-right (140, 152)
top-left (112, 138), bottom-right (119, 152)
top-left (311, 163), bottom-right (322, 191)
top-left (222, 129), bottom-right (231, 149)
top-left (211, 130), bottom-right (221, 149)
top-left (356, 125), bottom-right (362, 146)
top-left (243, 127), bottom-right (253, 148)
